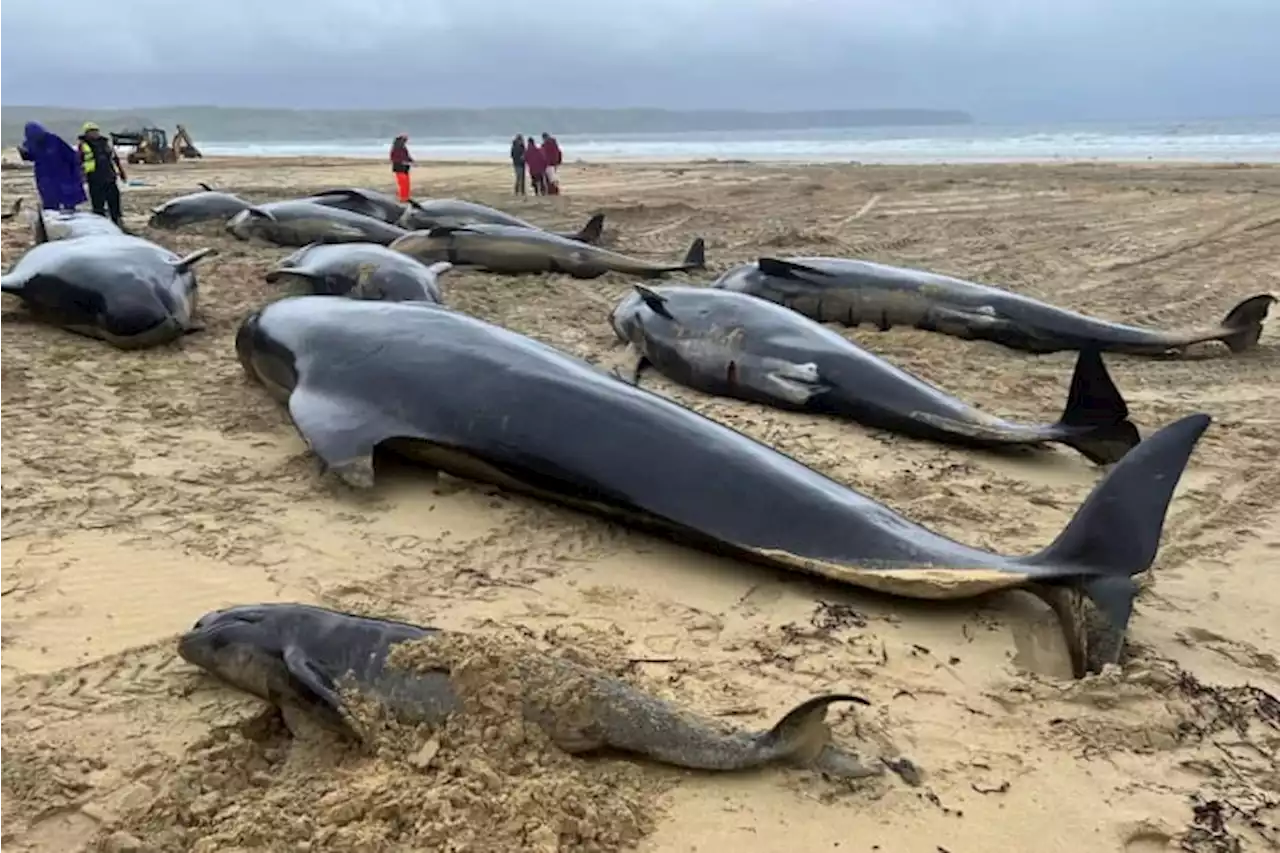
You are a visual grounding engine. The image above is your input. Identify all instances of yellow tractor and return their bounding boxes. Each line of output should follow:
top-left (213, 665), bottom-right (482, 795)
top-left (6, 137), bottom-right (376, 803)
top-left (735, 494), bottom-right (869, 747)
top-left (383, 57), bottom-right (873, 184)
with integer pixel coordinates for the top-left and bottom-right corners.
top-left (110, 125), bottom-right (203, 165)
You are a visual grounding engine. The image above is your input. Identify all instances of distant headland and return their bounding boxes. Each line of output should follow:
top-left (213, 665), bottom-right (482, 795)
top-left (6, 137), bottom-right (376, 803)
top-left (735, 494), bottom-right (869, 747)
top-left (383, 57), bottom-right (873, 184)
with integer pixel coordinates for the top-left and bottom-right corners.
top-left (2, 106), bottom-right (973, 146)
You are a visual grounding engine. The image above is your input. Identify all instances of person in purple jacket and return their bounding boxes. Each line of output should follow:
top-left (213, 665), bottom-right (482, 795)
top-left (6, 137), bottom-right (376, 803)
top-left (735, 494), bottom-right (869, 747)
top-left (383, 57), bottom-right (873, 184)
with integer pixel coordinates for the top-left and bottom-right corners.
top-left (18, 122), bottom-right (87, 212)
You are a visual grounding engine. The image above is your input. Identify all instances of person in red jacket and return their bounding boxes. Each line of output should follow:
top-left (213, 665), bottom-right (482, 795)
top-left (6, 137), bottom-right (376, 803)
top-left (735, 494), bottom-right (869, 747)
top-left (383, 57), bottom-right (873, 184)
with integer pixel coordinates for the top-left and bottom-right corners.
top-left (390, 134), bottom-right (414, 201)
top-left (524, 135), bottom-right (547, 196)
top-left (541, 132), bottom-right (563, 195)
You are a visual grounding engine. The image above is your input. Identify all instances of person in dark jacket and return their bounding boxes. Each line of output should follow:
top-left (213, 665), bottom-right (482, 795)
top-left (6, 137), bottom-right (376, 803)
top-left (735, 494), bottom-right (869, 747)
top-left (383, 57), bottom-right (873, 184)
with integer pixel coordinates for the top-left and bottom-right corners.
top-left (541, 132), bottom-right (563, 195)
top-left (510, 134), bottom-right (527, 196)
top-left (524, 135), bottom-right (547, 196)
top-left (20, 121), bottom-right (87, 212)
top-left (390, 134), bottom-right (415, 201)
top-left (78, 122), bottom-right (127, 226)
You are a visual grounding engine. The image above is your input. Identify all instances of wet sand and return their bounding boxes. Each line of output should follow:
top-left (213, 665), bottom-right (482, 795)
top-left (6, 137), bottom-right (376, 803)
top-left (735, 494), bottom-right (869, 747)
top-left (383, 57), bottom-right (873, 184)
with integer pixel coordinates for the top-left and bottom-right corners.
top-left (2, 157), bottom-right (1278, 852)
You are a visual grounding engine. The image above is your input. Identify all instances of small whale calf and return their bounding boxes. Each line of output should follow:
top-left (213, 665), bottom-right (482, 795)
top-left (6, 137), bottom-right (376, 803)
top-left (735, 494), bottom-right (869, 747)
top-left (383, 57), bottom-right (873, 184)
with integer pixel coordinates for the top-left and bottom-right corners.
top-left (179, 603), bottom-right (891, 779)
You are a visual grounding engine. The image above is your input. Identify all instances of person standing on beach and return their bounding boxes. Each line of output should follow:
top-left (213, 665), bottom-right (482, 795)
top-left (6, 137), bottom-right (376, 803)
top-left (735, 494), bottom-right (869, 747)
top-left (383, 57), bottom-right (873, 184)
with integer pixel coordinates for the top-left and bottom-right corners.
top-left (18, 121), bottom-right (87, 212)
top-left (78, 122), bottom-right (127, 226)
top-left (510, 134), bottom-right (527, 195)
top-left (524, 136), bottom-right (546, 196)
top-left (390, 134), bottom-right (415, 202)
top-left (541, 132), bottom-right (563, 195)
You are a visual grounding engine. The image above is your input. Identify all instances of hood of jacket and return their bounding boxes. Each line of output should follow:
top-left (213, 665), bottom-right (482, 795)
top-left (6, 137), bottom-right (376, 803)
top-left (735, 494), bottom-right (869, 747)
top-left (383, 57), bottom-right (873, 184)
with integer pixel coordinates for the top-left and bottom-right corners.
top-left (23, 121), bottom-right (49, 148)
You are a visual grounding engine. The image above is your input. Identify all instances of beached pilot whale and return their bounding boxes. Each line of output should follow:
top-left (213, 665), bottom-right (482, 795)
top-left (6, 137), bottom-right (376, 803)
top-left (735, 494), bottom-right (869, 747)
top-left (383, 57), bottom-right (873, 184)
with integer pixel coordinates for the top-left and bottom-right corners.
top-left (397, 198), bottom-right (607, 245)
top-left (178, 602), bottom-right (895, 780)
top-left (235, 295), bottom-right (1213, 678)
top-left (714, 256), bottom-right (1275, 357)
top-left (610, 285), bottom-right (1141, 465)
top-left (227, 200), bottom-right (409, 247)
top-left (1, 210), bottom-right (214, 349)
top-left (391, 224), bottom-right (704, 279)
top-left (148, 183), bottom-right (253, 229)
top-left (266, 242), bottom-right (449, 303)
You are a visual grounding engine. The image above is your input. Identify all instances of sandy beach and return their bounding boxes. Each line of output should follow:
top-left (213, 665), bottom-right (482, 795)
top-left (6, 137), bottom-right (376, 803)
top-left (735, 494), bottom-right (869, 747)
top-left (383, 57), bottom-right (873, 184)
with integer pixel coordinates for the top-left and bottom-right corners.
top-left (2, 157), bottom-right (1278, 852)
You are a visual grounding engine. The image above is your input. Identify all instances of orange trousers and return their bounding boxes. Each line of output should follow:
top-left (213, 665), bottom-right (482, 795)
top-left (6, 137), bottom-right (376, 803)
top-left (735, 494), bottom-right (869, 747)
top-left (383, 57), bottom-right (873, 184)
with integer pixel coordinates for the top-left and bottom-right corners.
top-left (395, 171), bottom-right (411, 202)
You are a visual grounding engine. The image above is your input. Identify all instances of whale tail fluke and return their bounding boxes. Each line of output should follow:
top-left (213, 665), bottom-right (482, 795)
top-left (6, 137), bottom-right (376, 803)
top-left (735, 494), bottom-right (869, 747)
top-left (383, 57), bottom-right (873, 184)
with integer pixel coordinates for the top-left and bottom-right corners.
top-left (573, 213), bottom-right (606, 245)
top-left (1027, 412), bottom-right (1211, 676)
top-left (681, 237), bottom-right (707, 270)
top-left (1217, 293), bottom-right (1275, 353)
top-left (1053, 349), bottom-right (1142, 465)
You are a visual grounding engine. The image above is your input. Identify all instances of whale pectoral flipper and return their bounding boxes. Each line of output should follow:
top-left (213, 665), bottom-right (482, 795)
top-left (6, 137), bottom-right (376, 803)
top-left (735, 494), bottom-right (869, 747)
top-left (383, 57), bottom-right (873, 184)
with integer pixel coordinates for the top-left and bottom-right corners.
top-left (173, 248), bottom-right (218, 273)
top-left (633, 285), bottom-right (674, 320)
top-left (760, 359), bottom-right (824, 404)
top-left (287, 385), bottom-right (413, 488)
top-left (281, 645), bottom-right (347, 725)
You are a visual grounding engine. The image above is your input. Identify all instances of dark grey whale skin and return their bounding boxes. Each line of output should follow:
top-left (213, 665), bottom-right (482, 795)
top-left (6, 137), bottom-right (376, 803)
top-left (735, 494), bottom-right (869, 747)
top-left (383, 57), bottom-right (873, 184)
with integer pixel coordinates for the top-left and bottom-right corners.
top-left (610, 284), bottom-right (1141, 465)
top-left (303, 188), bottom-right (408, 224)
top-left (714, 256), bottom-right (1275, 357)
top-left (1, 210), bottom-right (213, 349)
top-left (178, 602), bottom-right (885, 779)
top-left (397, 198), bottom-right (607, 245)
top-left (265, 242), bottom-right (448, 304)
top-left (148, 184), bottom-right (254, 229)
top-left (227, 201), bottom-right (409, 247)
top-left (391, 224), bottom-right (704, 279)
top-left (234, 295), bottom-right (1212, 678)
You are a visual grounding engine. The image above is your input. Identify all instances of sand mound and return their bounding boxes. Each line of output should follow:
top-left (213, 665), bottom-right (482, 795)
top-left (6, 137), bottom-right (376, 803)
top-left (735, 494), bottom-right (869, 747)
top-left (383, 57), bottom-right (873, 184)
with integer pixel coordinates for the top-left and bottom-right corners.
top-left (90, 630), bottom-right (667, 853)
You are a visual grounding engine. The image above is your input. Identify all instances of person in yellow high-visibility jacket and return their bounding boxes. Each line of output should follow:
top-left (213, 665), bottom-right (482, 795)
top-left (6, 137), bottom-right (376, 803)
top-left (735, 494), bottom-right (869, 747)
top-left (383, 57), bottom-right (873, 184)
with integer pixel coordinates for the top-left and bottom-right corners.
top-left (78, 122), bottom-right (128, 227)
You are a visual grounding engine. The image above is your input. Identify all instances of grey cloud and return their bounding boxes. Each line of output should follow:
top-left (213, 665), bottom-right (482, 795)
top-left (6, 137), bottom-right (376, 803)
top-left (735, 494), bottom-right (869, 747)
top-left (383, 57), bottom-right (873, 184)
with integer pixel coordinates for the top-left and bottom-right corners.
top-left (2, 0), bottom-right (1278, 120)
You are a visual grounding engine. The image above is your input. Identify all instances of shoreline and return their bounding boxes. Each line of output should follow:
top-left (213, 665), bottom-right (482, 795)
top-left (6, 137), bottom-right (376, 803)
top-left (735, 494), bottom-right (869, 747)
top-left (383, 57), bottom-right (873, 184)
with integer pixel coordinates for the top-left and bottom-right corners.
top-left (8, 153), bottom-right (1280, 171)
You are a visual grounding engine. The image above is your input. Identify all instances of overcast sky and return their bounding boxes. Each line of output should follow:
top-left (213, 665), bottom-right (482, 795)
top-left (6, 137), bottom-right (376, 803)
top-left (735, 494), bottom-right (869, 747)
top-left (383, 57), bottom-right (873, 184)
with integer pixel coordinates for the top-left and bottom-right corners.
top-left (3, 0), bottom-right (1278, 120)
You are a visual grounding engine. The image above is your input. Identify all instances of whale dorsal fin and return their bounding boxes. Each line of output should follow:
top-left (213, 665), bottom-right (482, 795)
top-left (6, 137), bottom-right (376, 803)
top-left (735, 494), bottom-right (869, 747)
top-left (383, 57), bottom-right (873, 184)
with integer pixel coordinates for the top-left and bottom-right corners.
top-left (757, 257), bottom-right (831, 279)
top-left (426, 225), bottom-right (478, 238)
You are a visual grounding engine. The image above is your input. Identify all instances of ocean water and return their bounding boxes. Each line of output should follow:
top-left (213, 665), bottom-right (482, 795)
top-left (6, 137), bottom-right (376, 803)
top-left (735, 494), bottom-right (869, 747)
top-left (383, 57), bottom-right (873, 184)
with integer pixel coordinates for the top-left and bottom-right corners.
top-left (196, 118), bottom-right (1280, 164)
